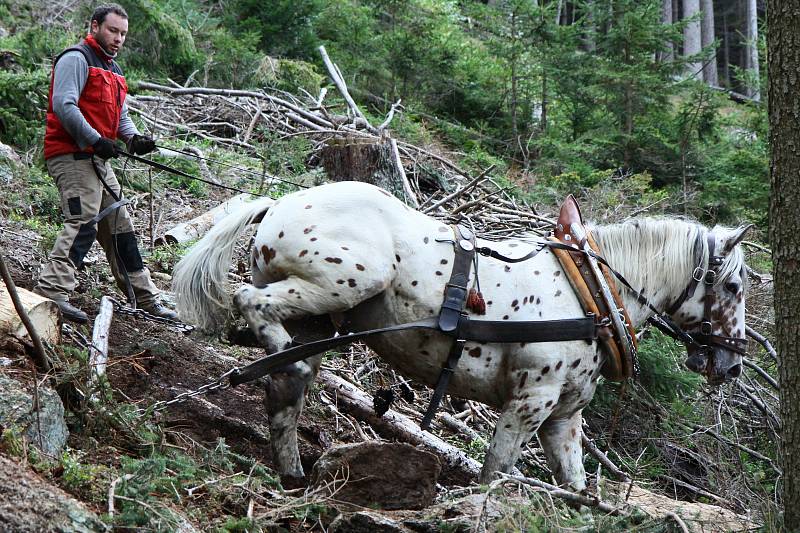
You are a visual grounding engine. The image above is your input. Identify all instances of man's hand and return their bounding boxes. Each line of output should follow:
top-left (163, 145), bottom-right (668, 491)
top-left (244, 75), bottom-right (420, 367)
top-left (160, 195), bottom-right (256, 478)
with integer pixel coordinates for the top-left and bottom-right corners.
top-left (128, 134), bottom-right (156, 155)
top-left (92, 137), bottom-right (118, 159)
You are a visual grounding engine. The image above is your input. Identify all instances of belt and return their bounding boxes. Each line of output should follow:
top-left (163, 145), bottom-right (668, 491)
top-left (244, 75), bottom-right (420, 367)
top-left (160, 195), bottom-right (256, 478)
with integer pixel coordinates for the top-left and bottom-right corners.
top-left (73, 152), bottom-right (93, 160)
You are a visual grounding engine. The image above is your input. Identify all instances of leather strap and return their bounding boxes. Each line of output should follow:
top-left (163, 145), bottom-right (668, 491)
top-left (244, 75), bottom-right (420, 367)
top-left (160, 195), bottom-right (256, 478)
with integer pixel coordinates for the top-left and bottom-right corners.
top-left (438, 225), bottom-right (475, 332)
top-left (420, 339), bottom-right (465, 430)
top-left (665, 235), bottom-right (705, 316)
top-left (228, 315), bottom-right (599, 388)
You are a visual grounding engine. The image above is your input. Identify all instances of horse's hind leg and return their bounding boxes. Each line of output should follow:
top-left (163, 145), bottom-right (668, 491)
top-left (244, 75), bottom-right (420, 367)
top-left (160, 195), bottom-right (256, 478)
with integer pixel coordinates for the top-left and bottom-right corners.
top-left (263, 354), bottom-right (322, 482)
top-left (232, 279), bottom-right (365, 481)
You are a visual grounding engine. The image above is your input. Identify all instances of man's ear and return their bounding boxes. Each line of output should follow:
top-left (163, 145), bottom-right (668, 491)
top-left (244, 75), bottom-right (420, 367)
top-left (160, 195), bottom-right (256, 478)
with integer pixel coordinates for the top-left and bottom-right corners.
top-left (720, 224), bottom-right (754, 255)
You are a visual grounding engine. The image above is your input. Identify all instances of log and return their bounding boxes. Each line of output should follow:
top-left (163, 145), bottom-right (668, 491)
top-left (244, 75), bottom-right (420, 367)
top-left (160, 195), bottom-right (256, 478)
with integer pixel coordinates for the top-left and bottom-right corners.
top-left (0, 283), bottom-right (60, 347)
top-left (320, 136), bottom-right (414, 205)
top-left (156, 193), bottom-right (271, 245)
top-left (317, 371), bottom-right (483, 480)
top-left (89, 296), bottom-right (114, 381)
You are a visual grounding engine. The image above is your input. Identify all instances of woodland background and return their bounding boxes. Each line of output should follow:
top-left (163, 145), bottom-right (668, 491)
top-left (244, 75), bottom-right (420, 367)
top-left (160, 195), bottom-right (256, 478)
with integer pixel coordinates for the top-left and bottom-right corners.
top-left (0, 0), bottom-right (781, 531)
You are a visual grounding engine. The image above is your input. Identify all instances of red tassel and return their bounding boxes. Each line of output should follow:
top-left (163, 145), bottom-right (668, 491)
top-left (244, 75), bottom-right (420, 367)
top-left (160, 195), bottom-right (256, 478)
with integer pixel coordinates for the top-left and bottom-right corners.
top-left (467, 288), bottom-right (486, 315)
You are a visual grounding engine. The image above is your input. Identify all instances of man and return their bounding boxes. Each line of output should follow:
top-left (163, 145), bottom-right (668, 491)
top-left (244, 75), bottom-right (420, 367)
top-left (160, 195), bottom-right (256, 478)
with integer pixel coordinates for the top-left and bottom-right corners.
top-left (36, 3), bottom-right (176, 323)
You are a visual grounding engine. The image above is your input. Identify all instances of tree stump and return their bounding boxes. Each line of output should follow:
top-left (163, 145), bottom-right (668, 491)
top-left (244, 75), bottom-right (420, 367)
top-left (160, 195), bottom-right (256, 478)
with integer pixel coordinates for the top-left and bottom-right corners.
top-left (320, 136), bottom-right (418, 206)
top-left (0, 285), bottom-right (60, 346)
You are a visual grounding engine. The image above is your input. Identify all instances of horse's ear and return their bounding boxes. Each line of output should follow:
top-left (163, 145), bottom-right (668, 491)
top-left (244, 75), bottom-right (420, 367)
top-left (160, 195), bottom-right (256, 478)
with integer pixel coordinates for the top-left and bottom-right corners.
top-left (720, 224), bottom-right (754, 254)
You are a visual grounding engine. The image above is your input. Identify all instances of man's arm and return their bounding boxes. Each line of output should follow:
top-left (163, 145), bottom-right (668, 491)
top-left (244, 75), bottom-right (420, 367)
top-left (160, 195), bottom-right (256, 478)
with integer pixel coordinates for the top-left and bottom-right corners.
top-left (51, 52), bottom-right (101, 149)
top-left (117, 101), bottom-right (139, 142)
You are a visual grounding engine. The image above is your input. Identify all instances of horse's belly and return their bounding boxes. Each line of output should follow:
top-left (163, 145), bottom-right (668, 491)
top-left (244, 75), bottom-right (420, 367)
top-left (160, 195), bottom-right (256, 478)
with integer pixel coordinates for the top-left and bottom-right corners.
top-left (365, 333), bottom-right (509, 408)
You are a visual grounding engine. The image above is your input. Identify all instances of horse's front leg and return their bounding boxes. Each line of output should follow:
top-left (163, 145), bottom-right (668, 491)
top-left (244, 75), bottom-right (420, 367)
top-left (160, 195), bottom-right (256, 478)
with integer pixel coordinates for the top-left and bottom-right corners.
top-left (263, 355), bottom-right (323, 482)
top-left (538, 410), bottom-right (586, 492)
top-left (480, 384), bottom-right (560, 483)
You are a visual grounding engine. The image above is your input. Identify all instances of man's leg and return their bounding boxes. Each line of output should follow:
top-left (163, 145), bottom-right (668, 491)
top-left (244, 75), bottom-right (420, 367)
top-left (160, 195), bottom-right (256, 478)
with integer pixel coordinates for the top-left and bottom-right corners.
top-left (94, 162), bottom-right (174, 318)
top-left (35, 155), bottom-right (105, 322)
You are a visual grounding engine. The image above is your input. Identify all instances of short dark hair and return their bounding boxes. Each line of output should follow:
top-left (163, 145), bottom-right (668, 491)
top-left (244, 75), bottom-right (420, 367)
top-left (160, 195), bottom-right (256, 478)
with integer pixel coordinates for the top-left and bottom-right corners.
top-left (91, 3), bottom-right (128, 26)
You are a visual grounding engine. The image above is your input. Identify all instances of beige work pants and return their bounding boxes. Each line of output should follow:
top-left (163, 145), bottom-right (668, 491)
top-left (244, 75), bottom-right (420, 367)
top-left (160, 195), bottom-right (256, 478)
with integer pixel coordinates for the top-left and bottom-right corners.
top-left (36, 154), bottom-right (159, 306)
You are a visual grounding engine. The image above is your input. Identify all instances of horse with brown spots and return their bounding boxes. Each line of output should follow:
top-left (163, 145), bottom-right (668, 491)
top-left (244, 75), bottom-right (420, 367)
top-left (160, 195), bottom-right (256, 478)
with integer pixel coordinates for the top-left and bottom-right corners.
top-left (173, 181), bottom-right (751, 491)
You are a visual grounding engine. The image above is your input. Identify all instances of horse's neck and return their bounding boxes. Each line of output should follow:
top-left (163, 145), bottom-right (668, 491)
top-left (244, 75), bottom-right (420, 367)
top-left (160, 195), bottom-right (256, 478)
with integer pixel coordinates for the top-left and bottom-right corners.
top-left (590, 221), bottom-right (702, 327)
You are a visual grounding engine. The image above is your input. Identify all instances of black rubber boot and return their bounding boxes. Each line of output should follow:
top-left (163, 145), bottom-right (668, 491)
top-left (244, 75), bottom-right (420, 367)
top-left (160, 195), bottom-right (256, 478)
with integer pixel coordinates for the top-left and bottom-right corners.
top-left (140, 301), bottom-right (178, 320)
top-left (55, 300), bottom-right (88, 324)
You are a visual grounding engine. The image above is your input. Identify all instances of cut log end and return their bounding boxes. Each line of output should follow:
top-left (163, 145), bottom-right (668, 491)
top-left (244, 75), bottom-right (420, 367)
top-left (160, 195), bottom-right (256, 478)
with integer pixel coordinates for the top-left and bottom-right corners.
top-left (0, 285), bottom-right (61, 346)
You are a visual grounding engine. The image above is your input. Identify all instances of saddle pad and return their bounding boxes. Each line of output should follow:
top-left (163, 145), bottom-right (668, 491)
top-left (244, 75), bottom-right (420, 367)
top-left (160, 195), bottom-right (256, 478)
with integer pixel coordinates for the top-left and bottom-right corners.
top-left (550, 195), bottom-right (637, 381)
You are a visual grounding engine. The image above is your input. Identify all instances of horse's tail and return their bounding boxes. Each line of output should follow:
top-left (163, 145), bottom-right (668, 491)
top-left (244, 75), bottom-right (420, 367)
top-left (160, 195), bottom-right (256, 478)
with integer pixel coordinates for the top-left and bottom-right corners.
top-left (172, 196), bottom-right (274, 333)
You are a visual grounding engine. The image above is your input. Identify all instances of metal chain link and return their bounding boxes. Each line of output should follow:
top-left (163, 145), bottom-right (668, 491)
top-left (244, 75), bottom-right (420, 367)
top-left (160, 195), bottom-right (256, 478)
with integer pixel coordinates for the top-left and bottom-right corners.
top-left (108, 297), bottom-right (195, 333)
top-left (145, 367), bottom-right (240, 413)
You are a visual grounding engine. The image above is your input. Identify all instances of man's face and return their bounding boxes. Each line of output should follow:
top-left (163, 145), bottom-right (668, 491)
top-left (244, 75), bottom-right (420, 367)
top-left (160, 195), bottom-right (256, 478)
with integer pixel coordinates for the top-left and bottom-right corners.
top-left (90, 13), bottom-right (128, 56)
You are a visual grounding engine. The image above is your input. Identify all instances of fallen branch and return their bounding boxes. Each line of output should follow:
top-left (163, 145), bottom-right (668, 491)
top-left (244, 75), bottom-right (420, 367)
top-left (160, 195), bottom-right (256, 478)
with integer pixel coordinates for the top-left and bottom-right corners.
top-left (422, 167), bottom-right (494, 214)
top-left (497, 473), bottom-right (627, 515)
top-left (318, 46), bottom-right (374, 134)
top-left (89, 296), bottom-right (114, 382)
top-left (581, 432), bottom-right (630, 481)
top-left (0, 250), bottom-right (51, 371)
top-left (742, 357), bottom-right (778, 391)
top-left (317, 370), bottom-right (482, 479)
top-left (657, 475), bottom-right (734, 508)
top-left (108, 473), bottom-right (134, 517)
top-left (663, 510), bottom-right (690, 533)
top-left (390, 138), bottom-right (419, 208)
top-left (746, 326), bottom-right (778, 362)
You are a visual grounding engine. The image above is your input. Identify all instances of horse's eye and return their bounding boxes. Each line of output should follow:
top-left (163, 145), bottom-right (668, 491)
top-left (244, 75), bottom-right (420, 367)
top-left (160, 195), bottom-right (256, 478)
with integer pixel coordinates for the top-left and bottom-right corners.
top-left (724, 282), bottom-right (740, 294)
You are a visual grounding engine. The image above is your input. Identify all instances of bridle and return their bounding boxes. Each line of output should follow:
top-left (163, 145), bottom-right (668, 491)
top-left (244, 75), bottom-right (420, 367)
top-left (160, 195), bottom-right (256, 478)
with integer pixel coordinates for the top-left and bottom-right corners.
top-left (660, 232), bottom-right (748, 357)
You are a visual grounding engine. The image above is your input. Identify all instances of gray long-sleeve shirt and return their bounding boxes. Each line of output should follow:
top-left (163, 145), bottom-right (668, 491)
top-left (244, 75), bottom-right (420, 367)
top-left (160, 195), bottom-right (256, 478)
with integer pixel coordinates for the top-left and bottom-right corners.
top-left (51, 51), bottom-right (139, 150)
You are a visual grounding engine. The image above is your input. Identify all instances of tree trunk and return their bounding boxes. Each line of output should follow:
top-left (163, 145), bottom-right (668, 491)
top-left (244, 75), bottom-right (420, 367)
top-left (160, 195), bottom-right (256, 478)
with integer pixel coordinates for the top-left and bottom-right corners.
top-left (582, 0), bottom-right (596, 52)
top-left (682, 0), bottom-right (703, 80)
top-left (767, 0), bottom-right (800, 528)
top-left (722, 9), bottom-right (731, 86)
top-left (700, 0), bottom-right (718, 85)
top-left (745, 0), bottom-right (760, 100)
top-left (320, 136), bottom-right (417, 206)
top-left (659, 0), bottom-right (674, 62)
top-left (510, 9), bottom-right (519, 145)
top-left (158, 193), bottom-right (266, 246)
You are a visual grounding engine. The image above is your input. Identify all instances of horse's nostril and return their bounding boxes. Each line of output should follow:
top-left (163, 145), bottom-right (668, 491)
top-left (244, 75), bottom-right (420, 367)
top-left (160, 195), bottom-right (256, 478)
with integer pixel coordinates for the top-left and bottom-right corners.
top-left (727, 364), bottom-right (742, 379)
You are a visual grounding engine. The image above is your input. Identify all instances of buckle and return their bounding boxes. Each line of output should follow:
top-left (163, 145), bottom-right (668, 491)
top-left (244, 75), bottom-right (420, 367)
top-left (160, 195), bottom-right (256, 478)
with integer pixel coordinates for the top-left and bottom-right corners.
top-left (700, 321), bottom-right (712, 335)
top-left (704, 270), bottom-right (717, 285)
top-left (459, 239), bottom-right (474, 252)
top-left (692, 266), bottom-right (705, 282)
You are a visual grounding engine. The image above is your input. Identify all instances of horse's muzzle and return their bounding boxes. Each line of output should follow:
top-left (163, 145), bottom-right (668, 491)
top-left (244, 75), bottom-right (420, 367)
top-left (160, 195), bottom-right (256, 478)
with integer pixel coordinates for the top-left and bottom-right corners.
top-left (685, 346), bottom-right (742, 385)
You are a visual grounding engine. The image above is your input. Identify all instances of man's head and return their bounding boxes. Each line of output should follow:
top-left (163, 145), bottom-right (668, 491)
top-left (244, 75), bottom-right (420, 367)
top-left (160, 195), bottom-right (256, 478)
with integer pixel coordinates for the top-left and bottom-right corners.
top-left (89, 4), bottom-right (128, 57)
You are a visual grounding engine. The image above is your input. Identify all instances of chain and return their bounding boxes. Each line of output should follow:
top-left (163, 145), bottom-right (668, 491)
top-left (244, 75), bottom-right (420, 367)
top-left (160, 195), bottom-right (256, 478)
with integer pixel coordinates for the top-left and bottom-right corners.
top-left (108, 297), bottom-right (195, 333)
top-left (145, 367), bottom-right (240, 413)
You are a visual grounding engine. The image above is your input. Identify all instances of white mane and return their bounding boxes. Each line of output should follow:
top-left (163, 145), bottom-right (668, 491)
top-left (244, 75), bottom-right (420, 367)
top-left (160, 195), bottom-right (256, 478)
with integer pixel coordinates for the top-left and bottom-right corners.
top-left (589, 218), bottom-right (746, 317)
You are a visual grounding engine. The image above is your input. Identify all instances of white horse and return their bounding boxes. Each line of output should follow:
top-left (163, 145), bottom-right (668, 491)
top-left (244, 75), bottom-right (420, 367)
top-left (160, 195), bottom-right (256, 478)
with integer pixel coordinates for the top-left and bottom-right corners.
top-left (172, 181), bottom-right (750, 490)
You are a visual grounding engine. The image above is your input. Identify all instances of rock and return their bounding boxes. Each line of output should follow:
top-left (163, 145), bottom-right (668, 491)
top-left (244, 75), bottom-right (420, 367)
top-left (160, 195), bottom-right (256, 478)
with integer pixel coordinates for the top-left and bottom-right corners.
top-left (437, 492), bottom-right (507, 522)
top-left (0, 141), bottom-right (21, 166)
top-left (0, 454), bottom-right (107, 532)
top-left (309, 441), bottom-right (441, 510)
top-left (0, 141), bottom-right (20, 185)
top-left (329, 511), bottom-right (411, 533)
top-left (0, 372), bottom-right (68, 456)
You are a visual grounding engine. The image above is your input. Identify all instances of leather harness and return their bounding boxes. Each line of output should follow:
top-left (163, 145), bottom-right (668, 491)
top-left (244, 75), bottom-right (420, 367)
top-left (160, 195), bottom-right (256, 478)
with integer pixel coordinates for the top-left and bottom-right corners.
top-left (226, 197), bottom-right (747, 427)
top-left (548, 195), bottom-right (639, 381)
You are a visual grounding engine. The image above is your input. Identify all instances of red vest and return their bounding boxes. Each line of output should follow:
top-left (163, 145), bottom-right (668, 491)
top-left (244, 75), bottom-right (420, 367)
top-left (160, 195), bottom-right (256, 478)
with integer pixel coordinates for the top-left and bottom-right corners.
top-left (44, 34), bottom-right (129, 160)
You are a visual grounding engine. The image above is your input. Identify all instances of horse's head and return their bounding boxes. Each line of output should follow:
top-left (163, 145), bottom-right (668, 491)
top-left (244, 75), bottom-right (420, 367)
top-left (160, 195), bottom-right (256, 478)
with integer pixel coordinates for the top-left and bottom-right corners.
top-left (671, 224), bottom-right (752, 385)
